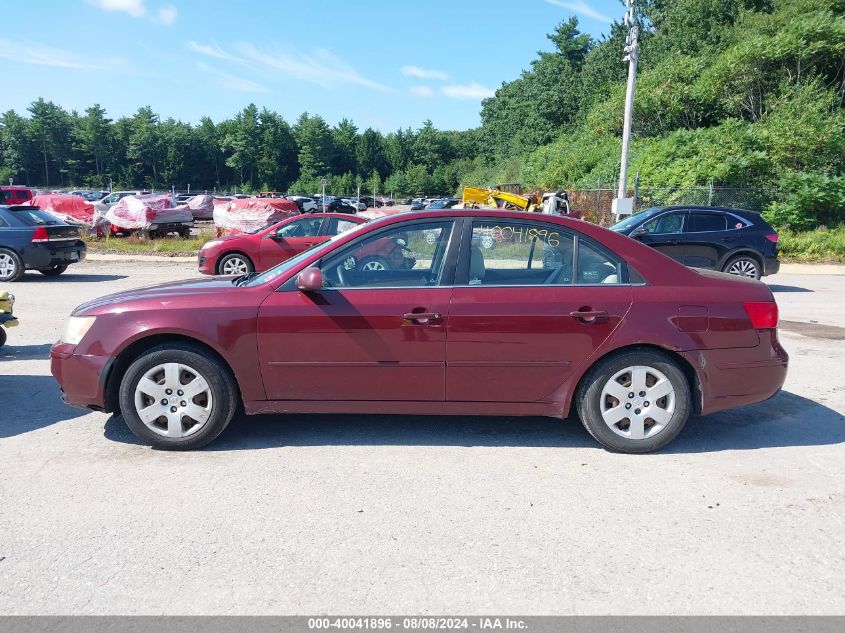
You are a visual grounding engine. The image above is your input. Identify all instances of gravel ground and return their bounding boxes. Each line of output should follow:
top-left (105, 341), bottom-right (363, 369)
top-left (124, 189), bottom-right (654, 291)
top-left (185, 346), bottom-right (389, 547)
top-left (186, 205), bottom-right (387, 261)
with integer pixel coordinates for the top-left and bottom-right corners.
top-left (0, 262), bottom-right (843, 615)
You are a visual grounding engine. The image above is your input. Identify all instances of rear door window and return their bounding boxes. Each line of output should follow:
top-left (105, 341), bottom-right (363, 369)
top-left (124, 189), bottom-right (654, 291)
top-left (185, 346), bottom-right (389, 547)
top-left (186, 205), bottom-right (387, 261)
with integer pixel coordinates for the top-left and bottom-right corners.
top-left (688, 212), bottom-right (727, 232)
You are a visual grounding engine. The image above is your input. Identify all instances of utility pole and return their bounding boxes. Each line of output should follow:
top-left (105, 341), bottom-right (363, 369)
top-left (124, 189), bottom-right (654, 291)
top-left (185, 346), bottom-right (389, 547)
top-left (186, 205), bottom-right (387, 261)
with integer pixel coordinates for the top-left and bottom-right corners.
top-left (612, 0), bottom-right (639, 220)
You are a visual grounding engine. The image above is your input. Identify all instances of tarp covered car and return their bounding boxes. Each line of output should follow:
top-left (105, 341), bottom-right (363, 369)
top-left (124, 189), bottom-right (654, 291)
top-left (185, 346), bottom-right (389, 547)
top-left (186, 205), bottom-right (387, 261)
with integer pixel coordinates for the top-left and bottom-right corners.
top-left (102, 194), bottom-right (194, 236)
top-left (213, 197), bottom-right (300, 235)
top-left (30, 194), bottom-right (96, 228)
top-left (185, 194), bottom-right (215, 220)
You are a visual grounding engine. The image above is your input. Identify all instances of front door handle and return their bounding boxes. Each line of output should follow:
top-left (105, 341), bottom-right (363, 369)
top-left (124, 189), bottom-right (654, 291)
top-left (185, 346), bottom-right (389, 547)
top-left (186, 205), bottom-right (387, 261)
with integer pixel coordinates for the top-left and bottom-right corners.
top-left (569, 309), bottom-right (609, 324)
top-left (403, 312), bottom-right (442, 325)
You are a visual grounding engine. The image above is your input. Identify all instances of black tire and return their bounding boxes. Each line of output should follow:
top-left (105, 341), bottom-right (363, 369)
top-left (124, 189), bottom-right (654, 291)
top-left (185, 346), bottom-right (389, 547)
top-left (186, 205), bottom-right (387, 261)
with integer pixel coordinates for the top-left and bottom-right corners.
top-left (118, 343), bottom-right (238, 450)
top-left (575, 349), bottom-right (691, 453)
top-left (359, 255), bottom-right (390, 271)
top-left (217, 252), bottom-right (254, 275)
top-left (722, 254), bottom-right (761, 280)
top-left (0, 248), bottom-right (25, 282)
top-left (0, 327), bottom-right (6, 347)
top-left (38, 265), bottom-right (68, 276)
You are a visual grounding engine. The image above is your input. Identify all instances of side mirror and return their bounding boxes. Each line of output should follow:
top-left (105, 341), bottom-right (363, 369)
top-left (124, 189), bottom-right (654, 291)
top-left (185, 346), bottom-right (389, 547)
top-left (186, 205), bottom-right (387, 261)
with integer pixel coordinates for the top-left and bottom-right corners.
top-left (631, 226), bottom-right (649, 238)
top-left (296, 267), bottom-right (323, 292)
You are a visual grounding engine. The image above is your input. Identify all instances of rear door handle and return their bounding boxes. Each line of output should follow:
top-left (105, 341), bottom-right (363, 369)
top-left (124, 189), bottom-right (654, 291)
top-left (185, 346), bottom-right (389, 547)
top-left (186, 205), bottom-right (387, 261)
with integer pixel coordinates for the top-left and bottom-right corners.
top-left (569, 309), bottom-right (609, 324)
top-left (403, 312), bottom-right (442, 325)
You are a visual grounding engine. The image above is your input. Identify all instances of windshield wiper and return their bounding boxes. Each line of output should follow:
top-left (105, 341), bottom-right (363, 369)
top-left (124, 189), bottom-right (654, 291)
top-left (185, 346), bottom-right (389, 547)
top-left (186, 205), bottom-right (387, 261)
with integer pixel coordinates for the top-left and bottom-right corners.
top-left (232, 272), bottom-right (259, 286)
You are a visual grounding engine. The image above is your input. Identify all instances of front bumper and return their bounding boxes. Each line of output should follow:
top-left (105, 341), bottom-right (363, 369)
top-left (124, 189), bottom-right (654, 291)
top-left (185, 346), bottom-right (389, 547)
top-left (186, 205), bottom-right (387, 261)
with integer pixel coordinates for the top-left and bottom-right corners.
top-left (50, 342), bottom-right (110, 410)
top-left (197, 252), bottom-right (215, 275)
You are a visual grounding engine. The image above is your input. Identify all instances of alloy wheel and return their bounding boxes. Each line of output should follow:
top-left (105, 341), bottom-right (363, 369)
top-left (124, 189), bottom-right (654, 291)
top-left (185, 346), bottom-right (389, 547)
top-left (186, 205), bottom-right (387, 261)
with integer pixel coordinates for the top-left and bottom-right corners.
top-left (0, 254), bottom-right (18, 279)
top-left (133, 362), bottom-right (213, 438)
top-left (599, 365), bottom-right (676, 440)
top-left (727, 258), bottom-right (759, 278)
top-left (221, 257), bottom-right (249, 275)
top-left (361, 260), bottom-right (386, 271)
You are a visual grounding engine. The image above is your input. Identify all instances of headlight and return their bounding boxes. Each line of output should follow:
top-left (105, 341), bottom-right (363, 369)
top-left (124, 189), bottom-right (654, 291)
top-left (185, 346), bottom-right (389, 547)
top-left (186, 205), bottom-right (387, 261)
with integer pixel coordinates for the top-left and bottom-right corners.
top-left (148, 224), bottom-right (159, 229)
top-left (61, 316), bottom-right (96, 345)
top-left (202, 240), bottom-right (223, 249)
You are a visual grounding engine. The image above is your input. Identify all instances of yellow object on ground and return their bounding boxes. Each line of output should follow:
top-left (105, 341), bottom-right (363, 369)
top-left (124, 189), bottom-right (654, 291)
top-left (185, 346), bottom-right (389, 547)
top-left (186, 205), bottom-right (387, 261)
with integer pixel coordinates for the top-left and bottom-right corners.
top-left (461, 186), bottom-right (541, 211)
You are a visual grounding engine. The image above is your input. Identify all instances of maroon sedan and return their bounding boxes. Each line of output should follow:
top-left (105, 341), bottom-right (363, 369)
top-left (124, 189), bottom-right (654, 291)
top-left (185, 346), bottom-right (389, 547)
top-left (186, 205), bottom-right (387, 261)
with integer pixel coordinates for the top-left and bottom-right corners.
top-left (197, 213), bottom-right (365, 275)
top-left (51, 210), bottom-right (788, 453)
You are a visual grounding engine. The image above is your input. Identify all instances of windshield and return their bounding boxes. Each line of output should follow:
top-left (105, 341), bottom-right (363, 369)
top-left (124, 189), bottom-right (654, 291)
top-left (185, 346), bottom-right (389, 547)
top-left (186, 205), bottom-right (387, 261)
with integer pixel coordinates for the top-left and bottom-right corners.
top-left (244, 221), bottom-right (369, 287)
top-left (610, 208), bottom-right (662, 232)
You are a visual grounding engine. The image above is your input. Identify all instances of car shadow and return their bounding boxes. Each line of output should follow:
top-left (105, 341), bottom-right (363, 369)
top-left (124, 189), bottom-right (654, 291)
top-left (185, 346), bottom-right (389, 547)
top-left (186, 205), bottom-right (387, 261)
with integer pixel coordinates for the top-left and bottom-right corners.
top-left (0, 374), bottom-right (89, 438)
top-left (101, 390), bottom-right (845, 454)
top-left (0, 343), bottom-right (53, 360)
top-left (767, 284), bottom-right (813, 293)
top-left (19, 273), bottom-right (129, 283)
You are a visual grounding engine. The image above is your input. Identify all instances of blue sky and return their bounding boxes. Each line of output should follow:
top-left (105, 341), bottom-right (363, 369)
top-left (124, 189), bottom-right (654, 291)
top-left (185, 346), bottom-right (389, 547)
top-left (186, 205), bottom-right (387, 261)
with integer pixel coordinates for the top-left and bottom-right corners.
top-left (2, 0), bottom-right (623, 131)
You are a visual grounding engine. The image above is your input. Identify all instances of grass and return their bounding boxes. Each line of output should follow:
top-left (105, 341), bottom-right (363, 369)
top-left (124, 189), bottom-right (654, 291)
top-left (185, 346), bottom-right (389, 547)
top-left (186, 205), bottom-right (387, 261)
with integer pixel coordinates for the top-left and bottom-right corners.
top-left (84, 230), bottom-right (216, 256)
top-left (778, 226), bottom-right (845, 263)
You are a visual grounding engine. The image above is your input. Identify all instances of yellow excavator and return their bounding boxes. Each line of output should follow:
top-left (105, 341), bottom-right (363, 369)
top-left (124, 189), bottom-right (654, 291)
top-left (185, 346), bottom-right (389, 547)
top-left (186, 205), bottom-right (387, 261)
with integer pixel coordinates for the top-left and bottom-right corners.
top-left (461, 186), bottom-right (542, 212)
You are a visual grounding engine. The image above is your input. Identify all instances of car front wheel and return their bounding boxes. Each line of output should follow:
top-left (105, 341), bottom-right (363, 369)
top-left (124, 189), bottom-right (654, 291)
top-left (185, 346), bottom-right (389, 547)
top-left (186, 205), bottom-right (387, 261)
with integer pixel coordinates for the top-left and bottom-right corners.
top-left (217, 253), bottom-right (254, 276)
top-left (576, 349), bottom-right (691, 453)
top-left (118, 343), bottom-right (238, 450)
top-left (723, 255), bottom-right (761, 279)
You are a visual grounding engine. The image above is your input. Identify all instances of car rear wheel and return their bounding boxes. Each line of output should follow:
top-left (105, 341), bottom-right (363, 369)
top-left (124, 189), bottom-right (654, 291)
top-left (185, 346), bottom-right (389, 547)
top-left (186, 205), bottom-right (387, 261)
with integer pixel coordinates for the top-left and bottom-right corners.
top-left (217, 253), bottom-right (254, 276)
top-left (119, 343), bottom-right (238, 450)
top-left (723, 255), bottom-right (761, 279)
top-left (38, 265), bottom-right (68, 276)
top-left (576, 349), bottom-right (691, 453)
top-left (0, 249), bottom-right (24, 282)
top-left (0, 327), bottom-right (6, 347)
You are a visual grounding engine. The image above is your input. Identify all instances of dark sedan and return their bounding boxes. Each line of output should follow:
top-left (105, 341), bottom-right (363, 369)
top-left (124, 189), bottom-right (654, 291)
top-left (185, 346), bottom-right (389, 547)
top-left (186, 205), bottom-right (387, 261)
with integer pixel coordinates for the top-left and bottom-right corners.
top-left (611, 206), bottom-right (779, 279)
top-left (0, 205), bottom-right (86, 282)
top-left (52, 209), bottom-right (787, 454)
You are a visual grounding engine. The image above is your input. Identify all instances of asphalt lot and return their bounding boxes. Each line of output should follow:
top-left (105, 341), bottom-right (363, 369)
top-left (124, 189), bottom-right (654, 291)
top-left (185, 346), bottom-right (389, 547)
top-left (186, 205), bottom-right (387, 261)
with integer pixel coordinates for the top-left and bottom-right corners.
top-left (0, 261), bottom-right (843, 615)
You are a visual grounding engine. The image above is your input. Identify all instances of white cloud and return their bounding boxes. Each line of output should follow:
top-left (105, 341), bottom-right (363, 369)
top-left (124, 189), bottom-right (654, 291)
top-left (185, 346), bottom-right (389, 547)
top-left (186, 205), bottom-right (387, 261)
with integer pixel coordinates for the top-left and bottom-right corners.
top-left (86, 0), bottom-right (147, 17)
top-left (157, 4), bottom-right (177, 26)
top-left (544, 0), bottom-right (612, 23)
top-left (186, 41), bottom-right (244, 63)
top-left (196, 62), bottom-right (267, 93)
top-left (401, 65), bottom-right (448, 81)
top-left (237, 43), bottom-right (393, 92)
top-left (0, 38), bottom-right (97, 69)
top-left (409, 85), bottom-right (434, 97)
top-left (441, 82), bottom-right (495, 100)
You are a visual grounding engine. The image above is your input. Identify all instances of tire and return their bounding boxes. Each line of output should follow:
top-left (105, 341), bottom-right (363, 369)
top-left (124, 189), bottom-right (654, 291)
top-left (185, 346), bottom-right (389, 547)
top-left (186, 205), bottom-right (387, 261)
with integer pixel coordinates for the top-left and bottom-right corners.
top-left (575, 349), bottom-right (691, 453)
top-left (722, 254), bottom-right (761, 280)
top-left (39, 265), bottom-right (68, 276)
top-left (359, 256), bottom-right (389, 271)
top-left (118, 343), bottom-right (238, 450)
top-left (0, 248), bottom-right (24, 282)
top-left (0, 327), bottom-right (6, 347)
top-left (217, 253), bottom-right (254, 276)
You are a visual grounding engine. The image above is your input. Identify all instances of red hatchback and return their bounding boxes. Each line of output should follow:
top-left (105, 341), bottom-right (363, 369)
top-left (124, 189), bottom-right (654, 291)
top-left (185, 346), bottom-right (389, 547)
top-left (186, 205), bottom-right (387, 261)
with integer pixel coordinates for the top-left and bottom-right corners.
top-left (198, 213), bottom-right (365, 275)
top-left (51, 210), bottom-right (788, 453)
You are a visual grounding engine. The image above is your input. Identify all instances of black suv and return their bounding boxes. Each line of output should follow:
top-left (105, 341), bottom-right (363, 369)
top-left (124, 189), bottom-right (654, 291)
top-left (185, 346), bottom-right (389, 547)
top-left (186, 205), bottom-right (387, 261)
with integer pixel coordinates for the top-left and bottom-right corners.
top-left (0, 205), bottom-right (86, 282)
top-left (611, 206), bottom-right (779, 279)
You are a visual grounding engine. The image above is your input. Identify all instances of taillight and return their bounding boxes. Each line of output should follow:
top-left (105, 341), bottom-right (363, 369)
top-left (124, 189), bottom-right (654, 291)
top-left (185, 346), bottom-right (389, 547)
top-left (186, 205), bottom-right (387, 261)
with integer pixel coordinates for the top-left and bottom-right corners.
top-left (744, 301), bottom-right (779, 329)
top-left (31, 226), bottom-right (49, 243)
top-left (765, 234), bottom-right (779, 243)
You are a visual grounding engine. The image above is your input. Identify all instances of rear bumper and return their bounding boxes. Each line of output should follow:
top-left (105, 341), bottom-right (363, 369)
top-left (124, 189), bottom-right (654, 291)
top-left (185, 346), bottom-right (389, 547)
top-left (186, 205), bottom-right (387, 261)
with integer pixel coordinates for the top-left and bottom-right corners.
top-left (682, 330), bottom-right (788, 415)
top-left (50, 342), bottom-right (109, 410)
top-left (763, 256), bottom-right (780, 276)
top-left (22, 242), bottom-right (86, 269)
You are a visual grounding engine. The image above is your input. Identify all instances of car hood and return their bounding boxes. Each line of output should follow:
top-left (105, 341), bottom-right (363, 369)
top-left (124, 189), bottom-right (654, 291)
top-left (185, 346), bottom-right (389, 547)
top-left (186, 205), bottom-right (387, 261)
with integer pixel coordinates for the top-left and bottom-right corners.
top-left (73, 276), bottom-right (243, 316)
